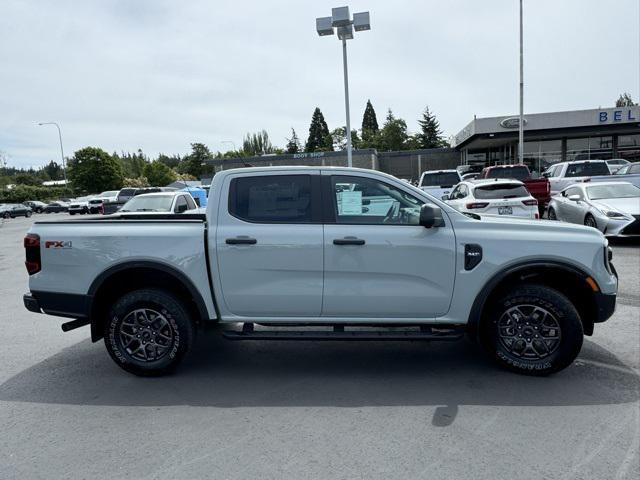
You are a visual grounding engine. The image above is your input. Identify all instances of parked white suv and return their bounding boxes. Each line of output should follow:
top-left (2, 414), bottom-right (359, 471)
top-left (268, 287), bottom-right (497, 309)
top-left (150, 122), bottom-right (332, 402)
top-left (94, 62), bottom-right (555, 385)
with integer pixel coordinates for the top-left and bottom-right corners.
top-left (446, 179), bottom-right (539, 219)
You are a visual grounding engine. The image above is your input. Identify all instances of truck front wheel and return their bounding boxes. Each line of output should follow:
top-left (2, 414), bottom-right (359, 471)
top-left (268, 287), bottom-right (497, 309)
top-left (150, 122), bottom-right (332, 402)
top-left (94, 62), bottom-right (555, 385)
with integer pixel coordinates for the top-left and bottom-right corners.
top-left (482, 284), bottom-right (583, 376)
top-left (104, 288), bottom-right (195, 376)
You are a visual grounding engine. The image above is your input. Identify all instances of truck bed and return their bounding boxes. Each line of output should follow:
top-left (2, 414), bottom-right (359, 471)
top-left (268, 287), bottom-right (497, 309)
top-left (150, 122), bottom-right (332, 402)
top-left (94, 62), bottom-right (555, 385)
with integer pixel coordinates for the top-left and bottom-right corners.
top-left (28, 215), bottom-right (216, 320)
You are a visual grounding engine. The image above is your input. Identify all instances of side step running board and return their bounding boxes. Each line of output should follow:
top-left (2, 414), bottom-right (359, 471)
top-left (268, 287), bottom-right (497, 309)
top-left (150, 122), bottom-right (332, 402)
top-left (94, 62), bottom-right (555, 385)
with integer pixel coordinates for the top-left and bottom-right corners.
top-left (222, 323), bottom-right (465, 342)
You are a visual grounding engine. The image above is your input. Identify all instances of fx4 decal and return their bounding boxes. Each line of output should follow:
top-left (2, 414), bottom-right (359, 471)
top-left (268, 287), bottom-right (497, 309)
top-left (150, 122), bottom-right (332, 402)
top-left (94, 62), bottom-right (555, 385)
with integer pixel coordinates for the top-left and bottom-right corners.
top-left (45, 240), bottom-right (72, 249)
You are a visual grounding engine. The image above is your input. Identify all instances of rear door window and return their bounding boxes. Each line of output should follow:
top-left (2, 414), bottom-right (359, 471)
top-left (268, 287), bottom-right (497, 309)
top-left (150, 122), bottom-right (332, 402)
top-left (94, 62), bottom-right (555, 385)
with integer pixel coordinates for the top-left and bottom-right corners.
top-left (229, 175), bottom-right (314, 223)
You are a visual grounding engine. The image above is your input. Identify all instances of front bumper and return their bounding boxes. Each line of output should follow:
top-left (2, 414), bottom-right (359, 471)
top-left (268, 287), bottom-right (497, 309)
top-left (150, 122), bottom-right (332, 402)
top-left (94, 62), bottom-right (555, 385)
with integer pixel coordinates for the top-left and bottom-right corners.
top-left (593, 291), bottom-right (616, 323)
top-left (602, 215), bottom-right (640, 237)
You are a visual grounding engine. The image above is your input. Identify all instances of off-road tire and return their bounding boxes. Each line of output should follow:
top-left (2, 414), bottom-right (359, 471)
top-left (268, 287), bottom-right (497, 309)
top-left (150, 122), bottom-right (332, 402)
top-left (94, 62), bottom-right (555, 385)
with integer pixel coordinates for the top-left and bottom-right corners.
top-left (104, 288), bottom-right (195, 376)
top-left (482, 284), bottom-right (583, 376)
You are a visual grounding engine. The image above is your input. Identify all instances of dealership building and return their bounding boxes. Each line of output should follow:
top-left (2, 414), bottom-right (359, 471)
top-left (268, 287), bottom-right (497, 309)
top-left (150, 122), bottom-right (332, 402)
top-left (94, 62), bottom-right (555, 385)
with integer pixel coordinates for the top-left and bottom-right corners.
top-left (454, 106), bottom-right (640, 173)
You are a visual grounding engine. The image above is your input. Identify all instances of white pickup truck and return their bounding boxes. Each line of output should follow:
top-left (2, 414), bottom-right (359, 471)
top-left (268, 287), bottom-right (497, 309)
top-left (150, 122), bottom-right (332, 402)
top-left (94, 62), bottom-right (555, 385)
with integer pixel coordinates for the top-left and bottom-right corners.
top-left (544, 160), bottom-right (611, 194)
top-left (23, 167), bottom-right (617, 376)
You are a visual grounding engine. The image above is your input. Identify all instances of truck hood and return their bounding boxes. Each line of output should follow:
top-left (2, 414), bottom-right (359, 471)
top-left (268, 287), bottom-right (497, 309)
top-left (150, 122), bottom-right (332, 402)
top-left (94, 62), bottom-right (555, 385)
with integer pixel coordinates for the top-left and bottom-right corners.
top-left (474, 214), bottom-right (604, 238)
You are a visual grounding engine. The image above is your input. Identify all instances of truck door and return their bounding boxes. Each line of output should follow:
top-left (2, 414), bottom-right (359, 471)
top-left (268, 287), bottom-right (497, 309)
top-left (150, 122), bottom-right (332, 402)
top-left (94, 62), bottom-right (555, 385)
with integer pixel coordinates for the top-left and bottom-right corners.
top-left (215, 172), bottom-right (324, 317)
top-left (321, 173), bottom-right (456, 319)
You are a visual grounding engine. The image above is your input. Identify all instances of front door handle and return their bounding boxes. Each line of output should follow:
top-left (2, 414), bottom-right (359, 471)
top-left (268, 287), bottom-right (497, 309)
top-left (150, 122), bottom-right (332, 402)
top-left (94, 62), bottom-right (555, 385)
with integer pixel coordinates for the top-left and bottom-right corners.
top-left (226, 237), bottom-right (257, 245)
top-left (333, 237), bottom-right (365, 246)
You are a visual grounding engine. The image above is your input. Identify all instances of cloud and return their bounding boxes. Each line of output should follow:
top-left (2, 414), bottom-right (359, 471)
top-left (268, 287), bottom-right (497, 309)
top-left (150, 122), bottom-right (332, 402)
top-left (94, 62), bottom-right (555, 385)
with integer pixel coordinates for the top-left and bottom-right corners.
top-left (0, 0), bottom-right (637, 168)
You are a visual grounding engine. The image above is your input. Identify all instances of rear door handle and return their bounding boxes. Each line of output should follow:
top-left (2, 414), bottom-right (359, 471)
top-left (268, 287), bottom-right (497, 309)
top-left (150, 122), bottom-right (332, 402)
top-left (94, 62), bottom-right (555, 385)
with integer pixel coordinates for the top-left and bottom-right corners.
top-left (333, 237), bottom-right (365, 246)
top-left (226, 237), bottom-right (257, 245)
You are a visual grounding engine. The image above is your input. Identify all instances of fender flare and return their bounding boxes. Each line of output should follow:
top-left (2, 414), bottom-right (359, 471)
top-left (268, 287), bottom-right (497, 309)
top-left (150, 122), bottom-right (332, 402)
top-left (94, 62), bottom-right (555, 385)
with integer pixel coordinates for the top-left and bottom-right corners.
top-left (88, 260), bottom-right (213, 341)
top-left (466, 260), bottom-right (594, 340)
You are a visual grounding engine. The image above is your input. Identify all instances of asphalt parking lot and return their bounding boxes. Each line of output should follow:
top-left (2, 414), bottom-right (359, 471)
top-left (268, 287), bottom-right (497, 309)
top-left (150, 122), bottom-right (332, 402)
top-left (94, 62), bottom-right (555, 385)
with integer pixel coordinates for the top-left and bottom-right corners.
top-left (0, 215), bottom-right (638, 480)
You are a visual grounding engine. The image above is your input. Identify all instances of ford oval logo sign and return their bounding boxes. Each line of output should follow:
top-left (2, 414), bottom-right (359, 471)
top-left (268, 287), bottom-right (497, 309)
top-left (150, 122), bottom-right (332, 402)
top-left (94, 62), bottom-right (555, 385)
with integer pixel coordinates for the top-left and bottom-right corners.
top-left (500, 117), bottom-right (527, 129)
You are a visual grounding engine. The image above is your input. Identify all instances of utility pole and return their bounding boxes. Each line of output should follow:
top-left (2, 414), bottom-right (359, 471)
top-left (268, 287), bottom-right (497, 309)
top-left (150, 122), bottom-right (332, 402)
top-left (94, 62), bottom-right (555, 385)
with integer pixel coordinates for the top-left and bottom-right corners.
top-left (518, 0), bottom-right (524, 164)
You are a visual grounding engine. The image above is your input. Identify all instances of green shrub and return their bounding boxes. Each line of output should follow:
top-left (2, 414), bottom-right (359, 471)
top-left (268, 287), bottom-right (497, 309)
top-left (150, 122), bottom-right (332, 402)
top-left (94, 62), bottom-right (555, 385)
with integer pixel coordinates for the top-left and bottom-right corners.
top-left (0, 185), bottom-right (74, 203)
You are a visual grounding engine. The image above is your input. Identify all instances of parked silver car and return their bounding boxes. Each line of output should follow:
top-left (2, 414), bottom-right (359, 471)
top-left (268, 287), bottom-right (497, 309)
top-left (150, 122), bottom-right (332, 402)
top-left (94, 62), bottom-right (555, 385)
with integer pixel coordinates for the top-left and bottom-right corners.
top-left (548, 181), bottom-right (640, 236)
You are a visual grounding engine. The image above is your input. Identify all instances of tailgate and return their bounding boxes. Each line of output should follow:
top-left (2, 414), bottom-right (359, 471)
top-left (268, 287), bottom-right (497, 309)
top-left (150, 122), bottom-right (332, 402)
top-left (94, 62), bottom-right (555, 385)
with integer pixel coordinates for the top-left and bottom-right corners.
top-left (524, 179), bottom-right (550, 199)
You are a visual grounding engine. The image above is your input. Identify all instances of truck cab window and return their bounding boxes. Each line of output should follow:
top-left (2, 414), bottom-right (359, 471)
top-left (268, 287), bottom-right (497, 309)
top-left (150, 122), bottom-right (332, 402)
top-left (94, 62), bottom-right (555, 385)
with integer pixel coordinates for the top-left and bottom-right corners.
top-left (331, 175), bottom-right (423, 225)
top-left (229, 175), bottom-right (312, 223)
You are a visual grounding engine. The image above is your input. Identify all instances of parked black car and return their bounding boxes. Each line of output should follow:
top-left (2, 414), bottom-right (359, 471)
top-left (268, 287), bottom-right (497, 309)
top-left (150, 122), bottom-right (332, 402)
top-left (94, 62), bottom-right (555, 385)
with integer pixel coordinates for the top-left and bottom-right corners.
top-left (43, 201), bottom-right (69, 213)
top-left (0, 203), bottom-right (32, 218)
top-left (23, 200), bottom-right (48, 213)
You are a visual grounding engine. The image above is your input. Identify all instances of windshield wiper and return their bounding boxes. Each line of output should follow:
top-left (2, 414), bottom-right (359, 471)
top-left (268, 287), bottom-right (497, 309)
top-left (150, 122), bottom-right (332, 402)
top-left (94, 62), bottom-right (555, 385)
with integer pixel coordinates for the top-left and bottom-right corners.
top-left (462, 212), bottom-right (481, 220)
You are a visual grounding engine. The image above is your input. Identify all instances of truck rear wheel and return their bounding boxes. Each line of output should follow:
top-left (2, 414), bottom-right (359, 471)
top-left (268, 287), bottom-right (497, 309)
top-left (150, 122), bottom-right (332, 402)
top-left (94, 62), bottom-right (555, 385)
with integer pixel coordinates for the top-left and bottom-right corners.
top-left (482, 284), bottom-right (583, 376)
top-left (104, 288), bottom-right (195, 376)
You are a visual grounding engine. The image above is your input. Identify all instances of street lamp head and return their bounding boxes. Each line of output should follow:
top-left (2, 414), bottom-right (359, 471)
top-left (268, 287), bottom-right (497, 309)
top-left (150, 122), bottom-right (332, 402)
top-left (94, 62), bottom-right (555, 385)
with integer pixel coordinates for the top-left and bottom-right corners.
top-left (353, 12), bottom-right (371, 31)
top-left (331, 6), bottom-right (351, 27)
top-left (316, 16), bottom-right (334, 36)
top-left (337, 24), bottom-right (354, 40)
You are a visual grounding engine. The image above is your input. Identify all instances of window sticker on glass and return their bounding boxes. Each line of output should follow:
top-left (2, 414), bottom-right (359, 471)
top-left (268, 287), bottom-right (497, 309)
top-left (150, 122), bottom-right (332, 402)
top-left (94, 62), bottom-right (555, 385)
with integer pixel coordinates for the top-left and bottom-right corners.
top-left (338, 190), bottom-right (363, 215)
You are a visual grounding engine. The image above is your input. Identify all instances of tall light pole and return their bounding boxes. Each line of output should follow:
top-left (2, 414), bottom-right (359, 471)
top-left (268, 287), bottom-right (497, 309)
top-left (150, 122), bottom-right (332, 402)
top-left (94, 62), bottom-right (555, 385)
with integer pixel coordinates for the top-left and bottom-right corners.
top-left (518, 0), bottom-right (524, 164)
top-left (38, 122), bottom-right (67, 182)
top-left (316, 7), bottom-right (370, 168)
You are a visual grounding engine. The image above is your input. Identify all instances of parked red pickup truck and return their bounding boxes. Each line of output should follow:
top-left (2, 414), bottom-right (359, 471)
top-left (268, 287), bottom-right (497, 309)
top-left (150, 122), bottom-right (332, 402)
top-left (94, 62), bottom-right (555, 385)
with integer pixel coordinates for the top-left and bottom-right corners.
top-left (477, 165), bottom-right (550, 214)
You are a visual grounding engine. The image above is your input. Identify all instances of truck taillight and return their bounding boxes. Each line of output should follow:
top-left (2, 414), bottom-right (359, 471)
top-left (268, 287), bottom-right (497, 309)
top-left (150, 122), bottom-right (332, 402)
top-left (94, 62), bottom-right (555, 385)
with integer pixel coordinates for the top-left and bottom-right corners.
top-left (466, 202), bottom-right (489, 209)
top-left (24, 233), bottom-right (41, 275)
top-left (522, 199), bottom-right (538, 206)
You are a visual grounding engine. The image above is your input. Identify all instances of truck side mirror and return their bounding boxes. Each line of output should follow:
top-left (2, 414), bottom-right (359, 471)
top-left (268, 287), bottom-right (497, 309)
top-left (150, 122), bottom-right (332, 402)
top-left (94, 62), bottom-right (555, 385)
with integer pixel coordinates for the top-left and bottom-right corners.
top-left (419, 204), bottom-right (445, 228)
top-left (176, 203), bottom-right (188, 213)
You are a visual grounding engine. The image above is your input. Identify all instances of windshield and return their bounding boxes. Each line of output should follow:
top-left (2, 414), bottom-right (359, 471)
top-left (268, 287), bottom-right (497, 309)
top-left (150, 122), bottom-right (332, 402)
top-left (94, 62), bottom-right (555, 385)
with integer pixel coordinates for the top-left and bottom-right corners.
top-left (566, 162), bottom-right (610, 177)
top-left (474, 183), bottom-right (530, 199)
top-left (587, 184), bottom-right (640, 200)
top-left (121, 195), bottom-right (174, 212)
top-left (100, 191), bottom-right (119, 197)
top-left (485, 166), bottom-right (530, 181)
top-left (420, 172), bottom-right (460, 187)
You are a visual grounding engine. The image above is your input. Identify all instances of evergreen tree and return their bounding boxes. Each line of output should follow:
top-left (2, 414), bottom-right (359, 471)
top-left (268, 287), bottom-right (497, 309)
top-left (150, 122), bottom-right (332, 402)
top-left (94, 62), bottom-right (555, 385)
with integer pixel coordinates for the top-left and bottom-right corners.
top-left (361, 99), bottom-right (379, 133)
top-left (285, 128), bottom-right (301, 154)
top-left (378, 109), bottom-right (409, 151)
top-left (616, 92), bottom-right (637, 107)
top-left (156, 153), bottom-right (181, 169)
top-left (305, 107), bottom-right (333, 152)
top-left (243, 130), bottom-right (274, 156)
top-left (178, 143), bottom-right (212, 178)
top-left (416, 106), bottom-right (446, 149)
top-left (43, 160), bottom-right (63, 180)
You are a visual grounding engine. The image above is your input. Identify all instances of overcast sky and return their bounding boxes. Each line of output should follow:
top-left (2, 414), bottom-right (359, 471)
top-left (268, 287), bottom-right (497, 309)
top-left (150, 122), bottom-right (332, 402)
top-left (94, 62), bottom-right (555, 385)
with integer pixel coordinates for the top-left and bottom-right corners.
top-left (1, 0), bottom-right (638, 169)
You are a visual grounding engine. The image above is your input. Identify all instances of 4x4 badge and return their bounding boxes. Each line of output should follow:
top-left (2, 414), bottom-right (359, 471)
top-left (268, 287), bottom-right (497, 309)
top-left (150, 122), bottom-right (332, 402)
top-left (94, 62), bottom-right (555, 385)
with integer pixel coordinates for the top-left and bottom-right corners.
top-left (45, 240), bottom-right (72, 249)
